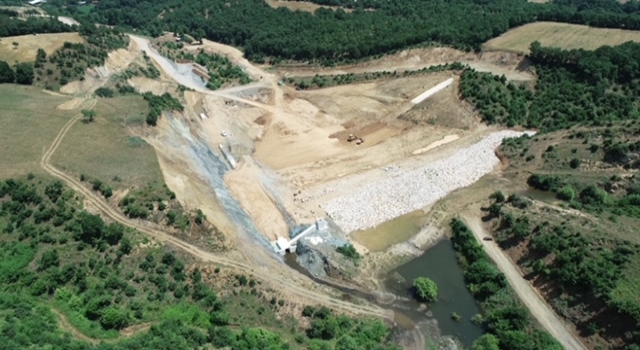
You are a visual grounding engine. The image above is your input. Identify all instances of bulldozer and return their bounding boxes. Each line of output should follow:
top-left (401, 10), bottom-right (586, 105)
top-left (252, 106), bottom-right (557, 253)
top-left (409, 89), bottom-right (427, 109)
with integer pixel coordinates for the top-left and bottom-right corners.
top-left (347, 134), bottom-right (358, 142)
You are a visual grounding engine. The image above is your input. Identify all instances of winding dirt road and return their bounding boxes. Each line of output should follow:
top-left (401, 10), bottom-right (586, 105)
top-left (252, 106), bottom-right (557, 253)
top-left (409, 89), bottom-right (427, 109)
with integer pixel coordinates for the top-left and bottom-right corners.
top-left (40, 99), bottom-right (391, 320)
top-left (461, 215), bottom-right (586, 350)
top-left (129, 35), bottom-right (277, 112)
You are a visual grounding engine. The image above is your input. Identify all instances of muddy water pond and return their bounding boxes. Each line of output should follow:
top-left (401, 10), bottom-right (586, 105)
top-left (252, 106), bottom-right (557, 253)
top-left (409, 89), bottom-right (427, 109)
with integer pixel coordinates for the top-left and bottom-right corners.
top-left (386, 240), bottom-right (484, 347)
top-left (286, 239), bottom-right (484, 347)
top-left (351, 210), bottom-right (424, 252)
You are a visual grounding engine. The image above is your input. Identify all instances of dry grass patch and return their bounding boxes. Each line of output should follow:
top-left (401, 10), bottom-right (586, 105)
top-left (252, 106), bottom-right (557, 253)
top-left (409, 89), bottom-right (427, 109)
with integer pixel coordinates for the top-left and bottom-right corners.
top-left (265, 0), bottom-right (352, 13)
top-left (0, 32), bottom-right (84, 63)
top-left (51, 95), bottom-right (162, 190)
top-left (0, 85), bottom-right (74, 178)
top-left (484, 22), bottom-right (640, 53)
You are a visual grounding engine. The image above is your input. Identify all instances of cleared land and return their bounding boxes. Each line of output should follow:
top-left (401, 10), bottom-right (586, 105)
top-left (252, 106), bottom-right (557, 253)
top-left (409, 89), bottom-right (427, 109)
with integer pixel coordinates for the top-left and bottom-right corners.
top-left (278, 46), bottom-right (534, 81)
top-left (265, 0), bottom-right (352, 13)
top-left (484, 22), bottom-right (640, 53)
top-left (0, 32), bottom-right (84, 63)
top-left (0, 85), bottom-right (76, 178)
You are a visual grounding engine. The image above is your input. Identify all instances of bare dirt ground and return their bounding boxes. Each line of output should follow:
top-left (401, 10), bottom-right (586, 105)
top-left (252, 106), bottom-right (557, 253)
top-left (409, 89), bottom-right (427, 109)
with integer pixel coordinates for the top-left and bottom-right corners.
top-left (224, 157), bottom-right (289, 240)
top-left (461, 213), bottom-right (586, 350)
top-left (265, 0), bottom-right (353, 13)
top-left (0, 32), bottom-right (84, 63)
top-left (276, 47), bottom-right (534, 81)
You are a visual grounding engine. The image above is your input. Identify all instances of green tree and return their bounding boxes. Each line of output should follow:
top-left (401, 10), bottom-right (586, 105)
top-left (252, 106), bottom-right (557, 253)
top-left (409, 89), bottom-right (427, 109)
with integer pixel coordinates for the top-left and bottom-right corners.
top-left (557, 186), bottom-right (576, 201)
top-left (0, 60), bottom-right (14, 83)
top-left (488, 203), bottom-right (502, 218)
top-left (15, 62), bottom-right (33, 85)
top-left (471, 334), bottom-right (500, 350)
top-left (82, 109), bottom-right (97, 122)
top-left (38, 249), bottom-right (59, 271)
top-left (413, 277), bottom-right (438, 302)
top-left (490, 191), bottom-right (505, 203)
top-left (100, 307), bottom-right (129, 329)
top-left (569, 158), bottom-right (581, 169)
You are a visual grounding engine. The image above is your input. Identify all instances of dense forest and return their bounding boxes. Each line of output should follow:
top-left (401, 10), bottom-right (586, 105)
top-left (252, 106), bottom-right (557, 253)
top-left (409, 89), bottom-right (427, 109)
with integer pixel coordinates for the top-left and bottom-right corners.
top-left (0, 9), bottom-right (74, 37)
top-left (19, 0), bottom-right (640, 63)
top-left (0, 176), bottom-right (401, 349)
top-left (460, 41), bottom-right (640, 131)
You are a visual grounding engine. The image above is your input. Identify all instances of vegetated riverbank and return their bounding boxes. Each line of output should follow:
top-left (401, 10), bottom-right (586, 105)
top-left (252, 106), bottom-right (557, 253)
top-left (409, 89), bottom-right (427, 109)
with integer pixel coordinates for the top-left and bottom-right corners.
top-left (385, 240), bottom-right (484, 348)
top-left (449, 219), bottom-right (563, 349)
top-left (284, 249), bottom-right (465, 349)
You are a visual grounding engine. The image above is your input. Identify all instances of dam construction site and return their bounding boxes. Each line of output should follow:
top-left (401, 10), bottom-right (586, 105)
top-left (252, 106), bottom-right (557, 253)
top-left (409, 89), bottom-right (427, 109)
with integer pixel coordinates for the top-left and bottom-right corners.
top-left (7, 26), bottom-right (575, 348)
top-left (9, 0), bottom-right (640, 347)
top-left (95, 34), bottom-right (549, 343)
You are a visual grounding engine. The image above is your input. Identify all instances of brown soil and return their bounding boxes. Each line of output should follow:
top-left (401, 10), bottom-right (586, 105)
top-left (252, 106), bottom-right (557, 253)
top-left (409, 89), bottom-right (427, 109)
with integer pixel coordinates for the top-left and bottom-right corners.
top-left (277, 47), bottom-right (533, 81)
top-left (265, 0), bottom-right (353, 13)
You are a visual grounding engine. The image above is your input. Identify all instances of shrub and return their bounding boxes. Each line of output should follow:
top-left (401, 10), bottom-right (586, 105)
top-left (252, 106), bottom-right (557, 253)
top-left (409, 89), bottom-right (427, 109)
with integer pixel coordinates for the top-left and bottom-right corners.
top-left (413, 277), bottom-right (437, 302)
top-left (569, 158), bottom-right (581, 169)
top-left (557, 186), bottom-right (576, 201)
top-left (336, 244), bottom-right (360, 265)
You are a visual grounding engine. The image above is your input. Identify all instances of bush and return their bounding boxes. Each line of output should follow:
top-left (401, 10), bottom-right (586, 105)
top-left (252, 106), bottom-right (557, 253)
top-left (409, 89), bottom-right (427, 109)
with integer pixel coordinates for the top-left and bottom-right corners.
top-left (336, 244), bottom-right (360, 265)
top-left (557, 186), bottom-right (576, 201)
top-left (95, 87), bottom-right (115, 98)
top-left (569, 158), bottom-right (581, 169)
top-left (413, 277), bottom-right (437, 302)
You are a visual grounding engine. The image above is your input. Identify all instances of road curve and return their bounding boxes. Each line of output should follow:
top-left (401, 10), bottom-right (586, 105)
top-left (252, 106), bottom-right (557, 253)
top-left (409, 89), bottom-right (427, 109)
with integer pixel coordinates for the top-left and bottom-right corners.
top-left (461, 215), bottom-right (586, 350)
top-left (128, 35), bottom-right (276, 112)
top-left (40, 100), bottom-right (391, 320)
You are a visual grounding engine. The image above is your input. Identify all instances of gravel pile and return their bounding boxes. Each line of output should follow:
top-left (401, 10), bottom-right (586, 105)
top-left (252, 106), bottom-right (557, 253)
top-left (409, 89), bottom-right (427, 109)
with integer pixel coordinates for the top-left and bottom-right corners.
top-left (322, 131), bottom-right (533, 233)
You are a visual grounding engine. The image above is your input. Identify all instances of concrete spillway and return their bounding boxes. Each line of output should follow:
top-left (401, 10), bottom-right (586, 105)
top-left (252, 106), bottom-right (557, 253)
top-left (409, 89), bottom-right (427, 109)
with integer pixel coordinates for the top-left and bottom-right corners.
top-left (411, 77), bottom-right (454, 104)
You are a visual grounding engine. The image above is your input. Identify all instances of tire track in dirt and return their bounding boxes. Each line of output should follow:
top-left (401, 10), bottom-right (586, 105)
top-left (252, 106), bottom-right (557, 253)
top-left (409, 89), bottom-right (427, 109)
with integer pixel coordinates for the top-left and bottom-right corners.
top-left (40, 99), bottom-right (391, 320)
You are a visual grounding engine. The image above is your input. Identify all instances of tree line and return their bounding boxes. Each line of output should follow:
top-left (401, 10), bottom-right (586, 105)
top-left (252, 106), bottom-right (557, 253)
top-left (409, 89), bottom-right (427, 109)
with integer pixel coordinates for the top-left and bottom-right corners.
top-left (450, 219), bottom-right (563, 350)
top-left (0, 60), bottom-right (35, 85)
top-left (0, 10), bottom-right (75, 37)
top-left (35, 0), bottom-right (640, 63)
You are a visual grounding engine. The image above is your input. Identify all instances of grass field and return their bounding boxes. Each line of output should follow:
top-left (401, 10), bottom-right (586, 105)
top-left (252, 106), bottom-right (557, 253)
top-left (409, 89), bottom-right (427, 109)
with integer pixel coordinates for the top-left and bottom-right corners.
top-left (484, 22), bottom-right (640, 53)
top-left (51, 95), bottom-right (162, 191)
top-left (0, 85), bottom-right (74, 178)
top-left (0, 32), bottom-right (84, 63)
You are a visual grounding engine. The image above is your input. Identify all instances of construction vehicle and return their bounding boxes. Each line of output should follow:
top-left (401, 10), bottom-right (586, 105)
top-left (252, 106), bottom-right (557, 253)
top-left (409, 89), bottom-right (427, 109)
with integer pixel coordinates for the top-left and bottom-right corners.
top-left (347, 134), bottom-right (357, 142)
top-left (356, 138), bottom-right (364, 145)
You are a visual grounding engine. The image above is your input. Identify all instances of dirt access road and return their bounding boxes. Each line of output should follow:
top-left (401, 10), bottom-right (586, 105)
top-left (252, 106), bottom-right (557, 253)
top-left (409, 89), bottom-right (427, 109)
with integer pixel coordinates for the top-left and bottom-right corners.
top-left (461, 215), bottom-right (586, 350)
top-left (40, 98), bottom-right (391, 321)
top-left (129, 35), bottom-right (276, 111)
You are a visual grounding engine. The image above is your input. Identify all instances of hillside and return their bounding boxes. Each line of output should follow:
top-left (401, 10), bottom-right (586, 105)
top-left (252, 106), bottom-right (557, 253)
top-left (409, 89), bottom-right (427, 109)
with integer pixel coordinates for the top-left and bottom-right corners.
top-left (484, 22), bottom-right (640, 53)
top-left (460, 41), bottom-right (640, 349)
